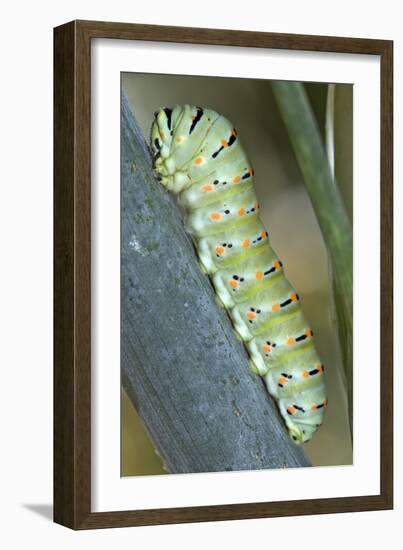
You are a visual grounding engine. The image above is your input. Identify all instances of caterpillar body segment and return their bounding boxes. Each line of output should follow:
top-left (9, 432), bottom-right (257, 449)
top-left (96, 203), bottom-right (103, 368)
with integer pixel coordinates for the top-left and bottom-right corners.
top-left (151, 105), bottom-right (327, 444)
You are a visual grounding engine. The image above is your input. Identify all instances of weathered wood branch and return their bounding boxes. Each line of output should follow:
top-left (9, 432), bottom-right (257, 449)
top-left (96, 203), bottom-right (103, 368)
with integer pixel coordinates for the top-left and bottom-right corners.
top-left (121, 93), bottom-right (310, 473)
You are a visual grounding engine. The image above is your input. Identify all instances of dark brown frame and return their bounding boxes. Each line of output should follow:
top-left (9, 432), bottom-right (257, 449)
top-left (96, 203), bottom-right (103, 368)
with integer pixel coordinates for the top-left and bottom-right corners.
top-left (54, 19), bottom-right (393, 530)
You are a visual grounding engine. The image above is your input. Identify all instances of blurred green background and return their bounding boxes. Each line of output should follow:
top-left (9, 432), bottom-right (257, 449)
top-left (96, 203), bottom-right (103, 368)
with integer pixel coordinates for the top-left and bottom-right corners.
top-left (121, 73), bottom-right (353, 475)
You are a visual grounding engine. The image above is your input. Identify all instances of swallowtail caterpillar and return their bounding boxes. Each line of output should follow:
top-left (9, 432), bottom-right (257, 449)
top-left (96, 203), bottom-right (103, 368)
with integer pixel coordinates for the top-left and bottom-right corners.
top-left (151, 105), bottom-right (327, 444)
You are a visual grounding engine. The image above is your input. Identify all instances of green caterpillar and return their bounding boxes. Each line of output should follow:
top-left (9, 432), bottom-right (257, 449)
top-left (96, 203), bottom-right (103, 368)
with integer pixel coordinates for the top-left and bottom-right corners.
top-left (151, 105), bottom-right (327, 444)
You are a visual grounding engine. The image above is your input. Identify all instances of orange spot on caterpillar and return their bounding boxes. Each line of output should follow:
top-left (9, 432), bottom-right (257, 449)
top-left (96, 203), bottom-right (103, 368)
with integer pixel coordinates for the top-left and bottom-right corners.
top-left (202, 184), bottom-right (214, 193)
top-left (261, 230), bottom-right (267, 238)
top-left (305, 329), bottom-right (313, 337)
top-left (278, 376), bottom-right (287, 386)
top-left (215, 246), bottom-right (225, 255)
top-left (221, 139), bottom-right (229, 147)
top-left (233, 175), bottom-right (241, 184)
top-left (191, 115), bottom-right (196, 120)
top-left (247, 311), bottom-right (256, 321)
top-left (302, 370), bottom-right (309, 378)
top-left (311, 404), bottom-right (318, 412)
top-left (272, 303), bottom-right (281, 312)
top-left (238, 208), bottom-right (245, 216)
top-left (273, 260), bottom-right (281, 270)
top-left (194, 157), bottom-right (204, 165)
top-left (242, 239), bottom-right (250, 248)
top-left (287, 337), bottom-right (295, 346)
top-left (160, 131), bottom-right (165, 139)
top-left (175, 136), bottom-right (183, 143)
top-left (253, 202), bottom-right (258, 210)
top-left (230, 279), bottom-right (238, 289)
top-left (287, 406), bottom-right (296, 415)
top-left (290, 292), bottom-right (298, 302)
top-left (263, 343), bottom-right (271, 353)
top-left (210, 212), bottom-right (221, 221)
top-left (255, 271), bottom-right (263, 281)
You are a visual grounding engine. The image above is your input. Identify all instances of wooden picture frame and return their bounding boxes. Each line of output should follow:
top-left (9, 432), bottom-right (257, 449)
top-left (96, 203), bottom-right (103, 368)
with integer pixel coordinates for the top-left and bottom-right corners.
top-left (54, 19), bottom-right (393, 529)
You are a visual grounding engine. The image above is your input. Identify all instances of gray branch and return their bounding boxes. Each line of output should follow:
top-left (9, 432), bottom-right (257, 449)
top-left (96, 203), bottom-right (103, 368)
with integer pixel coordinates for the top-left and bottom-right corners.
top-left (121, 93), bottom-right (310, 473)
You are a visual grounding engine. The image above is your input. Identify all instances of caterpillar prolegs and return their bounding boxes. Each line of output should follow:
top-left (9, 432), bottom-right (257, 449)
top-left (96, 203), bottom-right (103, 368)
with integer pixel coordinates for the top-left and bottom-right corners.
top-left (151, 105), bottom-right (327, 444)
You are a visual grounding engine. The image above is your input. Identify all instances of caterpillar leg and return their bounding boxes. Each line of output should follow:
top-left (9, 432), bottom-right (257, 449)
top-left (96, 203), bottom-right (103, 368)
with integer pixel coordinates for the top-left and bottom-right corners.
top-left (233, 328), bottom-right (244, 342)
top-left (214, 293), bottom-right (226, 309)
top-left (246, 339), bottom-right (269, 376)
top-left (198, 260), bottom-right (208, 274)
top-left (277, 391), bottom-right (328, 444)
top-left (248, 358), bottom-right (268, 376)
top-left (196, 238), bottom-right (217, 274)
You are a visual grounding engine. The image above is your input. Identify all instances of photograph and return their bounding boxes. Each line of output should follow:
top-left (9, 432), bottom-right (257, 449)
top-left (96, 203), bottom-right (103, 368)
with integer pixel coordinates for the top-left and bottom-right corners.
top-left (53, 20), bottom-right (392, 529)
top-left (2, 0), bottom-right (397, 545)
top-left (120, 73), bottom-right (353, 476)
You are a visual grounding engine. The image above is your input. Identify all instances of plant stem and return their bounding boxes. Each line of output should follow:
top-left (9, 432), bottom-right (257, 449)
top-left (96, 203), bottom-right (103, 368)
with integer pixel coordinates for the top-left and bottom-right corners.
top-left (325, 83), bottom-right (336, 177)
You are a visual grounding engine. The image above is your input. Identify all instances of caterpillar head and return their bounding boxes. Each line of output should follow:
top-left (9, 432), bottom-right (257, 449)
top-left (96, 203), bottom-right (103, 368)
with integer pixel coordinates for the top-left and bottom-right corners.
top-left (278, 392), bottom-right (327, 444)
top-left (151, 107), bottom-right (191, 194)
top-left (287, 422), bottom-right (319, 445)
top-left (285, 402), bottom-right (326, 444)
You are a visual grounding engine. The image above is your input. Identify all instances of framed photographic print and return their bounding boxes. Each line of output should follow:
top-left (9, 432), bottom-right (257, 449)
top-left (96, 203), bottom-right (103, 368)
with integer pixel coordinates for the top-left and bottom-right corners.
top-left (54, 20), bottom-right (393, 529)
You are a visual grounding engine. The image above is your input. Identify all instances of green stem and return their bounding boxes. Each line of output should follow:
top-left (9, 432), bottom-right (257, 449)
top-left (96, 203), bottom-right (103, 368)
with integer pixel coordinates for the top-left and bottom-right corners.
top-left (325, 83), bottom-right (336, 177)
top-left (271, 81), bottom-right (353, 437)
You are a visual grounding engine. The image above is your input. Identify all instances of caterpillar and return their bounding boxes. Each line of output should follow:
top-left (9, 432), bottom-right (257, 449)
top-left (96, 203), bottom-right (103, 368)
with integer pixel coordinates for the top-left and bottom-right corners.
top-left (150, 105), bottom-right (327, 444)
